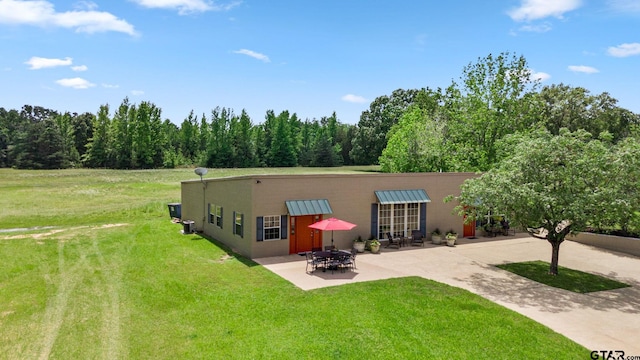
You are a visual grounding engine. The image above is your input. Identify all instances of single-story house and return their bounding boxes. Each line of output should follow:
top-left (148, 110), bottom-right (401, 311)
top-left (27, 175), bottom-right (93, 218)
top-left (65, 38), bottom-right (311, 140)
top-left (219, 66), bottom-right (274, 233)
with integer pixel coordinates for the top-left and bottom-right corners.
top-left (180, 172), bottom-right (476, 259)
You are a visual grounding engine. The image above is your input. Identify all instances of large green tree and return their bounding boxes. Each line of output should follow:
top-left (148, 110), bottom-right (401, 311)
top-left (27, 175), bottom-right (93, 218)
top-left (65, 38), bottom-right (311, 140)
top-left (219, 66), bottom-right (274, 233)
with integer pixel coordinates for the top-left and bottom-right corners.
top-left (453, 129), bottom-right (639, 275)
top-left (110, 99), bottom-right (133, 168)
top-left (12, 117), bottom-right (65, 169)
top-left (350, 88), bottom-right (425, 165)
top-left (179, 110), bottom-right (201, 164)
top-left (0, 107), bottom-right (25, 167)
top-left (130, 101), bottom-right (163, 168)
top-left (83, 105), bottom-right (112, 168)
top-left (537, 84), bottom-right (639, 142)
top-left (266, 111), bottom-right (298, 167)
top-left (230, 109), bottom-right (257, 168)
top-left (205, 107), bottom-right (234, 168)
top-left (297, 119), bottom-right (318, 166)
top-left (443, 52), bottom-right (541, 171)
top-left (53, 112), bottom-right (80, 167)
top-left (379, 106), bottom-right (447, 172)
top-left (70, 112), bottom-right (94, 160)
top-left (587, 136), bottom-right (640, 235)
top-left (310, 127), bottom-right (342, 167)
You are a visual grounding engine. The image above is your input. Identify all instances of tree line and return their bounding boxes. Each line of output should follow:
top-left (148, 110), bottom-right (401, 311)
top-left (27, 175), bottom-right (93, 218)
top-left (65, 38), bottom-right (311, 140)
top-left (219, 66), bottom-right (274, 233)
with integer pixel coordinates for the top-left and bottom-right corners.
top-left (1, 52), bottom-right (638, 171)
top-left (0, 100), bottom-right (354, 169)
top-left (368, 53), bottom-right (639, 172)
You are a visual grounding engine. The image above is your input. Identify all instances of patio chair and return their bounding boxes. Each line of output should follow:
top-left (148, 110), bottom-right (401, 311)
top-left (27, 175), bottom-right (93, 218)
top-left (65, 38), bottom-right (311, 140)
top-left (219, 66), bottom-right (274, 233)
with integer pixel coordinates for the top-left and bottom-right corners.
top-left (305, 252), bottom-right (322, 273)
top-left (410, 230), bottom-right (424, 247)
top-left (346, 247), bottom-right (357, 270)
top-left (332, 253), bottom-right (347, 272)
top-left (385, 232), bottom-right (401, 249)
top-left (327, 253), bottom-right (344, 273)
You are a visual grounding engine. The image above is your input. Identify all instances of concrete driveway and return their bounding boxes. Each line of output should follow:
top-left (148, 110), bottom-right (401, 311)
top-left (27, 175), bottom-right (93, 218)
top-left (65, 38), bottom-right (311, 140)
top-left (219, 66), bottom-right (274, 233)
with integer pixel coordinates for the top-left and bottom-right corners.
top-left (255, 235), bottom-right (640, 353)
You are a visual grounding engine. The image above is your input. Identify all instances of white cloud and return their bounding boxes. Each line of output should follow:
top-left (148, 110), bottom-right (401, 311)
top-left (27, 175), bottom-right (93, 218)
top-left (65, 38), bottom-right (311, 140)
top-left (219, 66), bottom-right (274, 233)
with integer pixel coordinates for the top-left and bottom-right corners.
top-left (73, 1), bottom-right (99, 11)
top-left (131, 0), bottom-right (242, 15)
top-left (341, 94), bottom-right (368, 104)
top-left (607, 0), bottom-right (640, 13)
top-left (568, 65), bottom-right (599, 74)
top-left (56, 77), bottom-right (95, 89)
top-left (518, 22), bottom-right (552, 32)
top-left (233, 49), bottom-right (270, 62)
top-left (71, 65), bottom-right (88, 72)
top-left (607, 43), bottom-right (640, 57)
top-left (102, 83), bottom-right (120, 89)
top-left (508, 0), bottom-right (582, 21)
top-left (25, 56), bottom-right (72, 69)
top-left (131, 90), bottom-right (145, 96)
top-left (214, 0), bottom-right (242, 11)
top-left (530, 71), bottom-right (551, 81)
top-left (0, 0), bottom-right (137, 36)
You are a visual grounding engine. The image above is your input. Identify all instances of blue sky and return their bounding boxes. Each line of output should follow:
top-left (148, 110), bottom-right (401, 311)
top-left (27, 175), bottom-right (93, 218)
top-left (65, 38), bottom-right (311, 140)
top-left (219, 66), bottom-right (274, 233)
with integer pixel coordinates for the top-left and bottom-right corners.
top-left (1, 0), bottom-right (639, 125)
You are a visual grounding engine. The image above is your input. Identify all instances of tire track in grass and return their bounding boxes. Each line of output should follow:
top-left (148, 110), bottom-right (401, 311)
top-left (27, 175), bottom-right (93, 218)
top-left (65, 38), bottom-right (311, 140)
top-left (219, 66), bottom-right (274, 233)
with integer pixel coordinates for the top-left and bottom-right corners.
top-left (16, 224), bottom-right (130, 359)
top-left (91, 235), bottom-right (122, 360)
top-left (37, 240), bottom-right (88, 360)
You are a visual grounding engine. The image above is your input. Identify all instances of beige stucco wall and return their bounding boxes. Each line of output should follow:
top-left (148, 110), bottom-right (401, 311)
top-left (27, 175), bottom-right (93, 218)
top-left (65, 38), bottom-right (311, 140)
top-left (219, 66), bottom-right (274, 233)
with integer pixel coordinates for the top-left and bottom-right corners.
top-left (181, 172), bottom-right (476, 259)
top-left (570, 232), bottom-right (640, 257)
top-left (181, 177), bottom-right (256, 257)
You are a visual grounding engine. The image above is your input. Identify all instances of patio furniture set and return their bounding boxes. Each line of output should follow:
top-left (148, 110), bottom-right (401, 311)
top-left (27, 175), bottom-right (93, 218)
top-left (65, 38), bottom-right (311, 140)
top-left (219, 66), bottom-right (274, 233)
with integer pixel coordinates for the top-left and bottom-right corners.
top-left (306, 247), bottom-right (357, 274)
top-left (384, 230), bottom-right (425, 248)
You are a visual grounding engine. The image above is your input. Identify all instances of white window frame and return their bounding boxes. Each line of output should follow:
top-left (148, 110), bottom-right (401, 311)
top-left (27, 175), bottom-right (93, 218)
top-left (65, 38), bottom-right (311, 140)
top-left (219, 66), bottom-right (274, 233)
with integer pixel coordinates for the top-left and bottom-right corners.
top-left (378, 203), bottom-right (421, 238)
top-left (233, 211), bottom-right (243, 237)
top-left (378, 204), bottom-right (392, 239)
top-left (215, 205), bottom-right (223, 228)
top-left (208, 204), bottom-right (223, 228)
top-left (263, 215), bottom-right (281, 241)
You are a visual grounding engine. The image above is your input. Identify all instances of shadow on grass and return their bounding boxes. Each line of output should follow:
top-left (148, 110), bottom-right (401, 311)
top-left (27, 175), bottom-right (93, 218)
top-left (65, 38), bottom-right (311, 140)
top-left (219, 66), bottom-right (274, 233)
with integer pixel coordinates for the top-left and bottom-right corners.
top-left (190, 231), bottom-right (259, 268)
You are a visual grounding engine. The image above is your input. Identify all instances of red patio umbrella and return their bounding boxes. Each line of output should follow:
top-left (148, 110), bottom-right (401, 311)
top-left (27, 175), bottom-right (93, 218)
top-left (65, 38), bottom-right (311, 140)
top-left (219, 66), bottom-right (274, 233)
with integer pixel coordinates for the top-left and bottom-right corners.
top-left (308, 217), bottom-right (357, 247)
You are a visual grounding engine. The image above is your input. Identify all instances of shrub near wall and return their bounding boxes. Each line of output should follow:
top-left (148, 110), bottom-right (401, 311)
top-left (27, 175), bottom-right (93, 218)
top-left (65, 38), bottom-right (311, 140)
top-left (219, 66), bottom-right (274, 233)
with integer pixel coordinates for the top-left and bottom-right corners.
top-left (570, 232), bottom-right (640, 257)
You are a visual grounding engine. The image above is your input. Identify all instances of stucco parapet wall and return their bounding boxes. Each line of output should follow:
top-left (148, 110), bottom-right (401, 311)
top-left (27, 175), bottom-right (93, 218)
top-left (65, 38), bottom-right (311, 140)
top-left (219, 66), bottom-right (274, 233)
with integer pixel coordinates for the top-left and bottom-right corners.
top-left (180, 171), bottom-right (479, 184)
top-left (570, 232), bottom-right (640, 257)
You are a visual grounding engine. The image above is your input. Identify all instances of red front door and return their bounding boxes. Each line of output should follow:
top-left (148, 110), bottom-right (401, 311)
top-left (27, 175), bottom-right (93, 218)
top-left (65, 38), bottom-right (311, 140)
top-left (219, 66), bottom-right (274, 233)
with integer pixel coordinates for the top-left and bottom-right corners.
top-left (289, 215), bottom-right (323, 254)
top-left (463, 214), bottom-right (476, 238)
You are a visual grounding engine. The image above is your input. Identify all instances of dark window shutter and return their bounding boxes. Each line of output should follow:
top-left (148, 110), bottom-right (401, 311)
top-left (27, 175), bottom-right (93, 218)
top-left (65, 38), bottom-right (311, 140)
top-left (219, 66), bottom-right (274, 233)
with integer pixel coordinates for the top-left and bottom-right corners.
top-left (240, 213), bottom-right (244, 237)
top-left (233, 211), bottom-right (237, 235)
top-left (207, 203), bottom-right (211, 224)
top-left (281, 215), bottom-right (288, 239)
top-left (420, 203), bottom-right (427, 237)
top-left (220, 207), bottom-right (223, 229)
top-left (371, 203), bottom-right (378, 239)
top-left (256, 216), bottom-right (264, 241)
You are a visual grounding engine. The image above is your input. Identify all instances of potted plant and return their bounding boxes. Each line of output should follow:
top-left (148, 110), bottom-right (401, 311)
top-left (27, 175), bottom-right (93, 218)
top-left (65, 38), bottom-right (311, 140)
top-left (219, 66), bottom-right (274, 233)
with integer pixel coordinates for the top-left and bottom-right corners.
top-left (353, 236), bottom-right (365, 253)
top-left (369, 239), bottom-right (381, 254)
top-left (431, 228), bottom-right (442, 245)
top-left (445, 229), bottom-right (457, 246)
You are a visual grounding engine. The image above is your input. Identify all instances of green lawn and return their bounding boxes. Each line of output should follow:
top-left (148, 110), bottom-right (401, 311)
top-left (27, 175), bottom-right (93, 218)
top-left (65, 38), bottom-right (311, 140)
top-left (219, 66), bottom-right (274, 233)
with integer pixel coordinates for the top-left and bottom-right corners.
top-left (0, 168), bottom-right (589, 359)
top-left (496, 261), bottom-right (630, 293)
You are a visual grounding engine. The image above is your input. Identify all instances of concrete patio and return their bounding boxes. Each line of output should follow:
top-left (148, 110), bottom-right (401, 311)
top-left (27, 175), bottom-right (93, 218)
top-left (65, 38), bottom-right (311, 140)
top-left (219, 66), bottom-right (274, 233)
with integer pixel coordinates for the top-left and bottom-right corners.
top-left (255, 235), bottom-right (640, 354)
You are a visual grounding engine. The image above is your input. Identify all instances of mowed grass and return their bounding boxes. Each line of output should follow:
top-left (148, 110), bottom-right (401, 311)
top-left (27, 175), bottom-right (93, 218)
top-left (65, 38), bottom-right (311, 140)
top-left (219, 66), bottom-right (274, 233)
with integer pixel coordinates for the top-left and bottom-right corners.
top-left (0, 167), bottom-right (378, 229)
top-left (0, 168), bottom-right (589, 359)
top-left (496, 261), bottom-right (630, 293)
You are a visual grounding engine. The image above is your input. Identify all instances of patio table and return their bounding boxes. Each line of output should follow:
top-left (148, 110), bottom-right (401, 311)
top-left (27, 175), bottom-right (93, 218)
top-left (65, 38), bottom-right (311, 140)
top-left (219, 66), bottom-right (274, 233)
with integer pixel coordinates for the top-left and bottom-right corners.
top-left (313, 250), bottom-right (351, 272)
